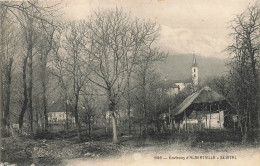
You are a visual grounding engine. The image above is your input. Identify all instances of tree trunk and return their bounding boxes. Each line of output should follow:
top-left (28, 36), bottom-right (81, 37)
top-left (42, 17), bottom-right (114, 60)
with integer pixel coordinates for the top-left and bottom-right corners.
top-left (43, 83), bottom-right (48, 130)
top-left (88, 116), bottom-right (91, 137)
top-left (28, 41), bottom-right (33, 135)
top-left (142, 72), bottom-right (147, 136)
top-left (242, 119), bottom-right (248, 144)
top-left (127, 78), bottom-right (131, 135)
top-left (105, 115), bottom-right (108, 133)
top-left (0, 9), bottom-right (5, 160)
top-left (139, 123), bottom-right (142, 135)
top-left (242, 133), bottom-right (247, 144)
top-left (209, 105), bottom-right (212, 129)
top-left (26, 15), bottom-right (34, 135)
top-left (65, 95), bottom-right (69, 131)
top-left (35, 97), bottom-right (39, 130)
top-left (19, 56), bottom-right (28, 130)
top-left (127, 96), bottom-right (131, 135)
top-left (74, 92), bottom-right (83, 142)
top-left (111, 112), bottom-right (118, 143)
top-left (109, 116), bottom-right (111, 134)
top-left (185, 111), bottom-right (187, 131)
top-left (109, 101), bottom-right (118, 143)
top-left (0, 61), bottom-right (2, 161)
top-left (248, 38), bottom-right (259, 129)
top-left (40, 52), bottom-right (49, 131)
top-left (134, 122), bottom-right (136, 135)
top-left (3, 58), bottom-right (13, 135)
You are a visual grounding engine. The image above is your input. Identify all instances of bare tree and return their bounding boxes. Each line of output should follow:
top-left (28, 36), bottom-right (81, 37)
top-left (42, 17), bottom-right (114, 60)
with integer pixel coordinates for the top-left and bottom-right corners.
top-left (0, 5), bottom-right (8, 136)
top-left (0, 3), bottom-right (6, 161)
top-left (84, 9), bottom-right (133, 143)
top-left (50, 24), bottom-right (72, 131)
top-left (124, 19), bottom-right (162, 134)
top-left (0, 1), bottom-right (60, 162)
top-left (62, 21), bottom-right (91, 142)
top-left (0, 1), bottom-right (61, 133)
top-left (203, 76), bottom-right (231, 99)
top-left (83, 8), bottom-right (164, 142)
top-left (36, 21), bottom-right (56, 130)
top-left (19, 54), bottom-right (29, 131)
top-left (134, 47), bottom-right (167, 135)
top-left (227, 3), bottom-right (260, 143)
top-left (81, 93), bottom-right (97, 137)
top-left (2, 21), bottom-right (18, 135)
top-left (17, 5), bottom-right (40, 134)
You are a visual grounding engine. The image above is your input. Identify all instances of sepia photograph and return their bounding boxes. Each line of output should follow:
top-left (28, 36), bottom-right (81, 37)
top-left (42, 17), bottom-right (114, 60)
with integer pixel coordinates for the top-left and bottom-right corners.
top-left (0, 0), bottom-right (260, 165)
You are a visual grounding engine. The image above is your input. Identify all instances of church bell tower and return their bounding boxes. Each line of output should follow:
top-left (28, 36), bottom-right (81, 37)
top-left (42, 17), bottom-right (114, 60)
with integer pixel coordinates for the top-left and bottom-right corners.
top-left (192, 54), bottom-right (198, 86)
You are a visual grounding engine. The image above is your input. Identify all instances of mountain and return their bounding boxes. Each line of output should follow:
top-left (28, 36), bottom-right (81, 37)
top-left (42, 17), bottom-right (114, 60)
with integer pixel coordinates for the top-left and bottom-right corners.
top-left (156, 54), bottom-right (229, 82)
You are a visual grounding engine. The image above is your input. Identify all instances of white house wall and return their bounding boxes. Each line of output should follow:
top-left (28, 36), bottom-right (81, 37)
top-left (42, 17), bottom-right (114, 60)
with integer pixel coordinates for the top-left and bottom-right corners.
top-left (179, 110), bottom-right (225, 130)
top-left (204, 111), bottom-right (224, 129)
top-left (175, 83), bottom-right (185, 91)
top-left (48, 112), bottom-right (75, 124)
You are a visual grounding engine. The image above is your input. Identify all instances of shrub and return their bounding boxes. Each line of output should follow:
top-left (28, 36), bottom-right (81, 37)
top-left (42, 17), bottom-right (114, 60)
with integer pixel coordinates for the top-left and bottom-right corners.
top-left (34, 130), bottom-right (59, 140)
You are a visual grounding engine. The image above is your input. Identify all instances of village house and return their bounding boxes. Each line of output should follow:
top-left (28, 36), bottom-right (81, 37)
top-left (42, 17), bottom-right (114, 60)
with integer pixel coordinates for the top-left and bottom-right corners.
top-left (48, 100), bottom-right (75, 130)
top-left (173, 86), bottom-right (237, 131)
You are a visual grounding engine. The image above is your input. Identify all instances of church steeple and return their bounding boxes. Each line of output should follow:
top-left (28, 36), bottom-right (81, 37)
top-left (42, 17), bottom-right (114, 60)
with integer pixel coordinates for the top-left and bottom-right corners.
top-left (192, 54), bottom-right (198, 67)
top-left (192, 53), bottom-right (198, 86)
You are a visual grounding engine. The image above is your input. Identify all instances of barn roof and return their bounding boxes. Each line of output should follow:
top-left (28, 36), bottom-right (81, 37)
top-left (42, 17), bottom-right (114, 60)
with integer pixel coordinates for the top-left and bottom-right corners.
top-left (174, 86), bottom-right (227, 116)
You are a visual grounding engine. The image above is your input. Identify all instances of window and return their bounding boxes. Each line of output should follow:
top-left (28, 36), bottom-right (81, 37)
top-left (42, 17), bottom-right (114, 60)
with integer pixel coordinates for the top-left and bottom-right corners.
top-left (194, 69), bottom-right (196, 72)
top-left (194, 74), bottom-right (196, 77)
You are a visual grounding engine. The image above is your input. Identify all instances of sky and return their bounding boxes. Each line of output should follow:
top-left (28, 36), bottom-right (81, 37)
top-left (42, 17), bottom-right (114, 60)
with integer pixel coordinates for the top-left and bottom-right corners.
top-left (61, 0), bottom-right (257, 59)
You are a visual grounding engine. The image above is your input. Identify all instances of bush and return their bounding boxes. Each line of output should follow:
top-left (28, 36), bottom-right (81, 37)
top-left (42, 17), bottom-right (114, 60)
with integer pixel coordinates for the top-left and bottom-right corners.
top-left (147, 127), bottom-right (156, 136)
top-left (34, 130), bottom-right (55, 140)
top-left (171, 130), bottom-right (242, 147)
top-left (196, 130), bottom-right (241, 142)
top-left (172, 132), bottom-right (199, 147)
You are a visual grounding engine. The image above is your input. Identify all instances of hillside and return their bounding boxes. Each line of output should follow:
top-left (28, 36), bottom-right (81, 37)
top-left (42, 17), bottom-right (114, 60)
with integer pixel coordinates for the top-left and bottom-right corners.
top-left (156, 54), bottom-right (229, 82)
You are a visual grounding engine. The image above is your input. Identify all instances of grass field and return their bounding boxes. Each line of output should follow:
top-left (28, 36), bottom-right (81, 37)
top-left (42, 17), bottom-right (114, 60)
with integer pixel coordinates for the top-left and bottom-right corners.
top-left (2, 129), bottom-right (260, 166)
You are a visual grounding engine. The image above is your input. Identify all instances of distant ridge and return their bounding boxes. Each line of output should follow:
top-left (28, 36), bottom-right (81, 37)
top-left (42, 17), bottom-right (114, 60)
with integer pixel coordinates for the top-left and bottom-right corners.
top-left (156, 54), bottom-right (228, 82)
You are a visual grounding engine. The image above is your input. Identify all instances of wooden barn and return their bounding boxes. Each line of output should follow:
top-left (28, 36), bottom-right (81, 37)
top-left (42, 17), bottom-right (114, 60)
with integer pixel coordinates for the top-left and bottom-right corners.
top-left (173, 86), bottom-right (237, 131)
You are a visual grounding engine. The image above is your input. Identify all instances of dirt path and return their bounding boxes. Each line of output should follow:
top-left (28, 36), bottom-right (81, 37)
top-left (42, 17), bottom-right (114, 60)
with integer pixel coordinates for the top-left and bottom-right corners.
top-left (63, 144), bottom-right (260, 166)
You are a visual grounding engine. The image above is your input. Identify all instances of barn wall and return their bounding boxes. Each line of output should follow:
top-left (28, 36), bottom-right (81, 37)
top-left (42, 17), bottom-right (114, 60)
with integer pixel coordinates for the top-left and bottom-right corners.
top-left (176, 110), bottom-right (225, 131)
top-left (204, 111), bottom-right (224, 129)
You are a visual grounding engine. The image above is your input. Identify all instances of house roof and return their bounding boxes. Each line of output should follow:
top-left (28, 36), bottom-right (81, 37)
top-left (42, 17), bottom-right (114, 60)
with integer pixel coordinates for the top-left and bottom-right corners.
top-left (174, 86), bottom-right (228, 116)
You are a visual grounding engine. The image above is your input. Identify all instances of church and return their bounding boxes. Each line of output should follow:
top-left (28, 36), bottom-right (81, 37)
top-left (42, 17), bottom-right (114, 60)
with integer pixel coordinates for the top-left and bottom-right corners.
top-left (191, 54), bottom-right (199, 86)
top-left (169, 54), bottom-right (199, 95)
